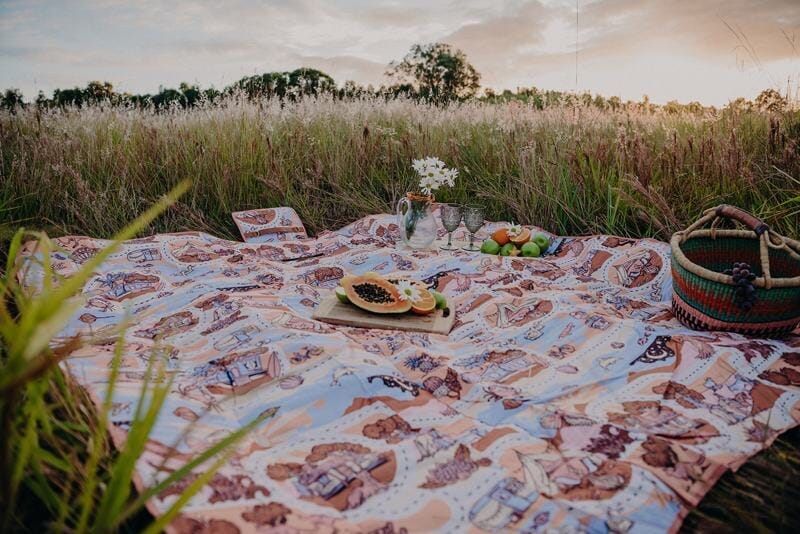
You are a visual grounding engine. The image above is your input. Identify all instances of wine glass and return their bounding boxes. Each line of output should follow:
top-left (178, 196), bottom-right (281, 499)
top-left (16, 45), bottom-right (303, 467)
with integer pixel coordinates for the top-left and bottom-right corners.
top-left (462, 205), bottom-right (485, 251)
top-left (439, 203), bottom-right (463, 250)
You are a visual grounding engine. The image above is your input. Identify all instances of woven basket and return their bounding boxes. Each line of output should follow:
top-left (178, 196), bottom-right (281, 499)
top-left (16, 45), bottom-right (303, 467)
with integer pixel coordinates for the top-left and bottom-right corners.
top-left (671, 205), bottom-right (800, 338)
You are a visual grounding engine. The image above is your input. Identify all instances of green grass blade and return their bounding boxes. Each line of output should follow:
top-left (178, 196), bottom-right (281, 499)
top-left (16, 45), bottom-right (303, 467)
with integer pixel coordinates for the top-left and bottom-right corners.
top-left (120, 405), bottom-right (278, 523)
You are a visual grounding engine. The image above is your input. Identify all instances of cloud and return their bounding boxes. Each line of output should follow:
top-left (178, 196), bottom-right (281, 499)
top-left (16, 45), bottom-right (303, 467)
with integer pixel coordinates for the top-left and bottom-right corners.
top-left (576, 0), bottom-right (800, 63)
top-left (0, 0), bottom-right (798, 104)
top-left (442, 1), bottom-right (569, 87)
top-left (289, 54), bottom-right (386, 85)
top-left (0, 43), bottom-right (111, 65)
top-left (444, 0), bottom-right (800, 100)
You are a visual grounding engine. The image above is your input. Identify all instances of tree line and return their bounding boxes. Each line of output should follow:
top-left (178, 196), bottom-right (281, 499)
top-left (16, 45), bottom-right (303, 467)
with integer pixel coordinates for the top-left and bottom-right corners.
top-left (0, 42), bottom-right (792, 113)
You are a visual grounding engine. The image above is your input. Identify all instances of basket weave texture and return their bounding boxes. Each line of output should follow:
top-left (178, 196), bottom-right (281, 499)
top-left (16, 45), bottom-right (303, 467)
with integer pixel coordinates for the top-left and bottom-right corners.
top-left (670, 205), bottom-right (800, 337)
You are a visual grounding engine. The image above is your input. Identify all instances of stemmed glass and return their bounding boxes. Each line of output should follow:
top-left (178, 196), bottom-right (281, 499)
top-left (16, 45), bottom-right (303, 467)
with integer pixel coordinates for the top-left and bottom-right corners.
top-left (439, 203), bottom-right (463, 250)
top-left (462, 205), bottom-right (485, 252)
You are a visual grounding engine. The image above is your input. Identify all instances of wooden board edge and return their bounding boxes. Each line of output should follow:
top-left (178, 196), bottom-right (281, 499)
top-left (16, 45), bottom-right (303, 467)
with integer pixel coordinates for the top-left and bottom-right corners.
top-left (311, 296), bottom-right (455, 335)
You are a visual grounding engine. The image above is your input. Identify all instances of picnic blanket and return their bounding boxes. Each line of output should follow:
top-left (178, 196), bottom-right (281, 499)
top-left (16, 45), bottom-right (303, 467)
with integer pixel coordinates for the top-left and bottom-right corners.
top-left (22, 207), bottom-right (800, 534)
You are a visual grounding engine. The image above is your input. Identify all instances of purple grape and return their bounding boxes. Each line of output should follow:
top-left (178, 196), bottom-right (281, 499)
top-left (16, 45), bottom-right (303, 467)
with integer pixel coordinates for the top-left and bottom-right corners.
top-left (729, 262), bottom-right (757, 312)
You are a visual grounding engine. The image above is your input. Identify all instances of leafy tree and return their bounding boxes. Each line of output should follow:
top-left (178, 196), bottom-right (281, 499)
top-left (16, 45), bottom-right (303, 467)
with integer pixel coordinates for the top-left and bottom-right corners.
top-left (593, 94), bottom-right (607, 109)
top-left (287, 68), bottom-right (335, 96)
top-left (201, 87), bottom-right (221, 103)
top-left (339, 80), bottom-right (365, 99)
top-left (35, 91), bottom-right (48, 108)
top-left (229, 68), bottom-right (335, 100)
top-left (380, 82), bottom-right (415, 99)
top-left (179, 82), bottom-right (201, 107)
top-left (755, 89), bottom-right (788, 112)
top-left (386, 43), bottom-right (480, 102)
top-left (48, 81), bottom-right (117, 107)
top-left (726, 97), bottom-right (753, 113)
top-left (124, 93), bottom-right (153, 108)
top-left (231, 72), bottom-right (290, 99)
top-left (84, 81), bottom-right (115, 103)
top-left (664, 100), bottom-right (682, 114)
top-left (53, 87), bottom-right (85, 107)
top-left (607, 96), bottom-right (622, 111)
top-left (1, 88), bottom-right (25, 111)
top-left (151, 86), bottom-right (185, 108)
top-left (685, 101), bottom-right (705, 114)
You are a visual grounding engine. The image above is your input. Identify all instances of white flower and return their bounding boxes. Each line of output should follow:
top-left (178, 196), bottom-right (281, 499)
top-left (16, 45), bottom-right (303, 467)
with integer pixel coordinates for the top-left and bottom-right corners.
top-left (426, 156), bottom-right (445, 169)
top-left (412, 156), bottom-right (458, 195)
top-left (419, 173), bottom-right (439, 196)
top-left (440, 168), bottom-right (458, 187)
top-left (395, 280), bottom-right (421, 303)
top-left (506, 223), bottom-right (521, 237)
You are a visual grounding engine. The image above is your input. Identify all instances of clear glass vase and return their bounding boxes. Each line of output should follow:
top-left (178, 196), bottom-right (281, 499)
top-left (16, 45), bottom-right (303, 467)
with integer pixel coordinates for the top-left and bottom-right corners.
top-left (396, 193), bottom-right (437, 249)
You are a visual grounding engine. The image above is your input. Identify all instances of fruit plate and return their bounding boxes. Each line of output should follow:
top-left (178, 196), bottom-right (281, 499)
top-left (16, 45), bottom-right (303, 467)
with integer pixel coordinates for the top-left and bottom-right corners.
top-left (312, 295), bottom-right (455, 335)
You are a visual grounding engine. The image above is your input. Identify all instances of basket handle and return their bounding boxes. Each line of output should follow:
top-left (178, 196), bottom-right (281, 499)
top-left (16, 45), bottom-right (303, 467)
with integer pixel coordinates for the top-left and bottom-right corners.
top-left (706, 207), bottom-right (800, 264)
top-left (680, 205), bottom-right (776, 288)
top-left (714, 205), bottom-right (800, 265)
top-left (681, 204), bottom-right (769, 241)
top-left (714, 205), bottom-right (770, 235)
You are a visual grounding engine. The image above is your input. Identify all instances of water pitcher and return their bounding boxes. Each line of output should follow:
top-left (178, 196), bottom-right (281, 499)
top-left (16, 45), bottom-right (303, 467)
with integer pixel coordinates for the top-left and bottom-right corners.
top-left (396, 193), bottom-right (437, 249)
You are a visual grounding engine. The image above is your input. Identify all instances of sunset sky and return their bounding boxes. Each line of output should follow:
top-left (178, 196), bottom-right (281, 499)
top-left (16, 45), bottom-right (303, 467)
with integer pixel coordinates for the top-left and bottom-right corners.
top-left (1, 0), bottom-right (798, 105)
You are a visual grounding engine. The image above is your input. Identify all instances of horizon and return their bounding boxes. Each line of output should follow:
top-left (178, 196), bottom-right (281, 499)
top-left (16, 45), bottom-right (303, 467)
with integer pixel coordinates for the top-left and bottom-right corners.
top-left (1, 0), bottom-right (799, 106)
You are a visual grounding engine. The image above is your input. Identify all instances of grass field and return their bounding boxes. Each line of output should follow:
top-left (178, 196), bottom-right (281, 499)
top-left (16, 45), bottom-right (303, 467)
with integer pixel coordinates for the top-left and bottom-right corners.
top-left (2, 95), bottom-right (799, 242)
top-left (1, 95), bottom-right (799, 532)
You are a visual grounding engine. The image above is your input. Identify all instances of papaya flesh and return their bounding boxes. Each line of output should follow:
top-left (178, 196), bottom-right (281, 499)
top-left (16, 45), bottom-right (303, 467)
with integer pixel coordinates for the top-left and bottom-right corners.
top-left (340, 271), bottom-right (379, 286)
top-left (341, 275), bottom-right (411, 314)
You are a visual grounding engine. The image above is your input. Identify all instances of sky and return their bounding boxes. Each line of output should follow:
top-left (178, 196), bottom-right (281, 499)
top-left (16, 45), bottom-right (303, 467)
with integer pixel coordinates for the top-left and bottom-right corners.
top-left (1, 0), bottom-right (799, 105)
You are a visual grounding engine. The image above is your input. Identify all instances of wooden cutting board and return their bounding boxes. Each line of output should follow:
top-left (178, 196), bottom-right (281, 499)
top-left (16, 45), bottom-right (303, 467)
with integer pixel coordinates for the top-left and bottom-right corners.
top-left (312, 295), bottom-right (455, 335)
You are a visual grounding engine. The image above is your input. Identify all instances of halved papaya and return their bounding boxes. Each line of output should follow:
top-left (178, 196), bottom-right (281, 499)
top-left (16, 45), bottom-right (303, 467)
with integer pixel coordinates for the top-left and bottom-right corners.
top-left (341, 275), bottom-right (412, 314)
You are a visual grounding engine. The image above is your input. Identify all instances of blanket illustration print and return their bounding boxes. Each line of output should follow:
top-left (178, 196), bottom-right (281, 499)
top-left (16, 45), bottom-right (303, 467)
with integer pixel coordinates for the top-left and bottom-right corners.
top-left (21, 211), bottom-right (800, 533)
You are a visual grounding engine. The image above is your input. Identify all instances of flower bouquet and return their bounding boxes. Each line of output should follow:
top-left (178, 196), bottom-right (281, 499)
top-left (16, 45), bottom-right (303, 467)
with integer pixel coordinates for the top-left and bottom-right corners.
top-left (397, 157), bottom-right (458, 249)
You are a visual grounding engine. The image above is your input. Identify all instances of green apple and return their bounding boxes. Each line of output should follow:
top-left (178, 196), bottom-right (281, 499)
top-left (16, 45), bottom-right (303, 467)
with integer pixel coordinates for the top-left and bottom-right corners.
top-left (533, 233), bottom-right (550, 253)
top-left (521, 242), bottom-right (541, 258)
top-left (432, 290), bottom-right (447, 309)
top-left (481, 239), bottom-right (501, 255)
top-left (335, 286), bottom-right (350, 303)
top-left (499, 243), bottom-right (515, 256)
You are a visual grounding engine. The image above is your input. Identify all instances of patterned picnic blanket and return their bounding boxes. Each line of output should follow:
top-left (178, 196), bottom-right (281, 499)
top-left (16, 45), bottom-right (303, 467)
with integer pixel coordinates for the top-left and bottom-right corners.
top-left (22, 207), bottom-right (800, 534)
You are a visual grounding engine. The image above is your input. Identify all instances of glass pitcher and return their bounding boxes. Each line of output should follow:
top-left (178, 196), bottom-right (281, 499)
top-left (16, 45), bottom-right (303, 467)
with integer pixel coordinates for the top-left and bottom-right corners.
top-left (396, 193), bottom-right (437, 249)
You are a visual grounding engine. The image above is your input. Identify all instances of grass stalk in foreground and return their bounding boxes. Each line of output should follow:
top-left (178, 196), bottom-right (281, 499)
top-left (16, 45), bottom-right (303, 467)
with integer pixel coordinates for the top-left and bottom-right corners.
top-left (0, 180), bottom-right (269, 532)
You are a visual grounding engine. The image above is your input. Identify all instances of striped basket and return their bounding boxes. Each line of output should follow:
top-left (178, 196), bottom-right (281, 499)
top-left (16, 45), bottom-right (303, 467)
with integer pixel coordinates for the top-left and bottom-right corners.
top-left (671, 205), bottom-right (800, 338)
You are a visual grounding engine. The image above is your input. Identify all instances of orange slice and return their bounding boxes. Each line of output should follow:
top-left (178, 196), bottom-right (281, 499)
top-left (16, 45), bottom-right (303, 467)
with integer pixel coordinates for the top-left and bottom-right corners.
top-left (411, 287), bottom-right (437, 315)
top-left (509, 228), bottom-right (531, 245)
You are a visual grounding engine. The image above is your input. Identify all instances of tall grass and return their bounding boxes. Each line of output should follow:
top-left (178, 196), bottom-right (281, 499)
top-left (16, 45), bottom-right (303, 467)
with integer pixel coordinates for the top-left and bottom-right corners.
top-left (1, 95), bottom-right (798, 243)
